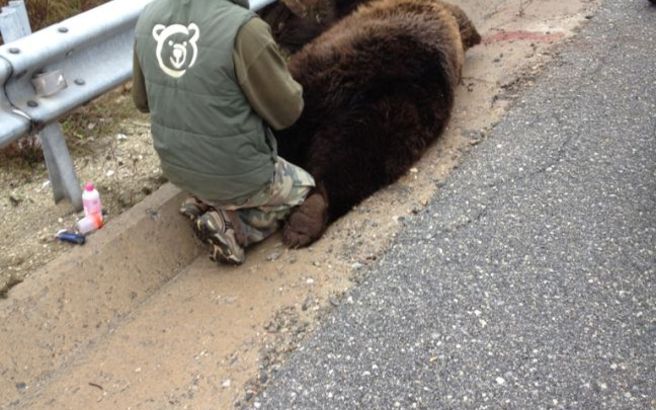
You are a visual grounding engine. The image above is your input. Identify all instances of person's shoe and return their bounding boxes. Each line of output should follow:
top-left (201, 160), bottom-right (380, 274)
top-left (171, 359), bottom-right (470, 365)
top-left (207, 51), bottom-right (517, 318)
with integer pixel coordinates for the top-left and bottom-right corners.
top-left (179, 196), bottom-right (209, 222)
top-left (195, 210), bottom-right (246, 265)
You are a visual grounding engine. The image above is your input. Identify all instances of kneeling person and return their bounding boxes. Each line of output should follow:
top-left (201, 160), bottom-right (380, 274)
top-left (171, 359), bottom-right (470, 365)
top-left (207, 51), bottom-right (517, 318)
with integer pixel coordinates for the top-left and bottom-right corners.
top-left (133, 0), bottom-right (314, 265)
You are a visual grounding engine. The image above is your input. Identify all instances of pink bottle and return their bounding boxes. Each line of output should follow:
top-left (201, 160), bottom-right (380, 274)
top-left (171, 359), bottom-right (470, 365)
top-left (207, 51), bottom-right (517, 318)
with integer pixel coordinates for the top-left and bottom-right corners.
top-left (82, 182), bottom-right (103, 217)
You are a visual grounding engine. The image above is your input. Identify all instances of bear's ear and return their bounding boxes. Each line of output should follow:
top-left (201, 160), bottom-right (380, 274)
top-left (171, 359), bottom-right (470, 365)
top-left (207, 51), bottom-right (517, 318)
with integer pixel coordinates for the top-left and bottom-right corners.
top-left (280, 0), bottom-right (336, 26)
top-left (442, 4), bottom-right (481, 49)
top-left (152, 24), bottom-right (166, 41)
top-left (187, 23), bottom-right (200, 44)
top-left (281, 0), bottom-right (306, 19)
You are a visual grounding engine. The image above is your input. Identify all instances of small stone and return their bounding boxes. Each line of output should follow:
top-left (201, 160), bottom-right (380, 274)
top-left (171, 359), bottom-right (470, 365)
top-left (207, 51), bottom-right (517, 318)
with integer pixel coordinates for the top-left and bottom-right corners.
top-left (266, 251), bottom-right (282, 262)
top-left (409, 167), bottom-right (418, 173)
top-left (496, 377), bottom-right (506, 385)
top-left (301, 296), bottom-right (313, 311)
top-left (351, 262), bottom-right (363, 270)
top-left (265, 321), bottom-right (279, 333)
top-left (222, 379), bottom-right (231, 388)
top-left (306, 278), bottom-right (314, 285)
top-left (15, 382), bottom-right (27, 391)
top-left (106, 169), bottom-right (115, 177)
top-left (11, 256), bottom-right (25, 267)
top-left (134, 367), bottom-right (142, 373)
top-left (259, 372), bottom-right (268, 384)
top-left (9, 194), bottom-right (21, 207)
top-left (116, 133), bottom-right (128, 141)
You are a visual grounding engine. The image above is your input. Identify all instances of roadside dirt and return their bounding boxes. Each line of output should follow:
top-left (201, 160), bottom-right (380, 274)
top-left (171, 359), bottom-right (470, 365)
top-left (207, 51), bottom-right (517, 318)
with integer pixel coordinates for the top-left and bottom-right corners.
top-left (0, 0), bottom-right (600, 408)
top-left (0, 90), bottom-right (163, 295)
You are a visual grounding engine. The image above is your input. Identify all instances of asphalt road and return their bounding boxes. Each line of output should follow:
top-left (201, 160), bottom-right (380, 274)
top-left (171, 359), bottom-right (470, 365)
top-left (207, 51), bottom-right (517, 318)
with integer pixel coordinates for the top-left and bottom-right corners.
top-left (253, 1), bottom-right (656, 409)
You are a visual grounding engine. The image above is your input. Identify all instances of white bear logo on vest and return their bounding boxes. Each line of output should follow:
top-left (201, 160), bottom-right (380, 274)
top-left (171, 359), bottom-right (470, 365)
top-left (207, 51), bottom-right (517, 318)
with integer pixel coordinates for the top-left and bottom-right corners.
top-left (152, 23), bottom-right (200, 78)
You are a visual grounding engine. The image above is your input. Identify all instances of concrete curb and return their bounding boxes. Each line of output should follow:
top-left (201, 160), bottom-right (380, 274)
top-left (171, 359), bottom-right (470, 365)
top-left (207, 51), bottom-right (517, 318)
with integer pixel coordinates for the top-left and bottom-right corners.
top-left (0, 183), bottom-right (202, 405)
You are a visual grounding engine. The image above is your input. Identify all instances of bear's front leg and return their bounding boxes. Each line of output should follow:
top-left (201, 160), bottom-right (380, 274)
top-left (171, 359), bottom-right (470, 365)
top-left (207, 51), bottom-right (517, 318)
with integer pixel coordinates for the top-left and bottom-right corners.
top-left (283, 186), bottom-right (329, 248)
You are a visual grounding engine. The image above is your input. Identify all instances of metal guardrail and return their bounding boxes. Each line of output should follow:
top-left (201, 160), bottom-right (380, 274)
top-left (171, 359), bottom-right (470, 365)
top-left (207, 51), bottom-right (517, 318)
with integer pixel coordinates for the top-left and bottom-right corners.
top-left (0, 55), bottom-right (27, 145)
top-left (0, 0), bottom-right (275, 210)
top-left (0, 0), bottom-right (32, 147)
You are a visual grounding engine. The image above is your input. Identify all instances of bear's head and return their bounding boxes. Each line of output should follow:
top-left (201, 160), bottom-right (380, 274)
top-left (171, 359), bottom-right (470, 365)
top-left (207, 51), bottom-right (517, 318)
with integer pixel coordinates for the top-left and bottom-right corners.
top-left (152, 23), bottom-right (200, 78)
top-left (259, 0), bottom-right (372, 52)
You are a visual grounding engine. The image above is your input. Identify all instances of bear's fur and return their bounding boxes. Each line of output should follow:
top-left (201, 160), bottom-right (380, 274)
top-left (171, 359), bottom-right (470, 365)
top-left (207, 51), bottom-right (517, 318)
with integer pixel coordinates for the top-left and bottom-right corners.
top-left (259, 0), bottom-right (372, 52)
top-left (273, 0), bottom-right (481, 247)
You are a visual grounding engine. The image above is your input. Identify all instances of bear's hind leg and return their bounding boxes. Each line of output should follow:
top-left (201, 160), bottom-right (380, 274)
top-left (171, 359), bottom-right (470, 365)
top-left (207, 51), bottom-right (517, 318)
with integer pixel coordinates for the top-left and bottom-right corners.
top-left (282, 185), bottom-right (329, 248)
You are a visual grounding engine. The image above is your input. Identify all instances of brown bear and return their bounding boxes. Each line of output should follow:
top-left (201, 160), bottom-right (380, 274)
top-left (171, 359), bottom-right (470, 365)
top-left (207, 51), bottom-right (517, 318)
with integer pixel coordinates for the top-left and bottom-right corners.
top-left (272, 0), bottom-right (481, 248)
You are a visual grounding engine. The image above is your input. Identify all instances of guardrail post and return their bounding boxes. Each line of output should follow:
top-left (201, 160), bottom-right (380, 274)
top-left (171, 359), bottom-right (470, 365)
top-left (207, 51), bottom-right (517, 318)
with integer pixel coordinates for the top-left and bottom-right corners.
top-left (8, 1), bottom-right (30, 33)
top-left (0, 1), bottom-right (30, 42)
top-left (0, 0), bottom-right (83, 211)
top-left (40, 123), bottom-right (83, 209)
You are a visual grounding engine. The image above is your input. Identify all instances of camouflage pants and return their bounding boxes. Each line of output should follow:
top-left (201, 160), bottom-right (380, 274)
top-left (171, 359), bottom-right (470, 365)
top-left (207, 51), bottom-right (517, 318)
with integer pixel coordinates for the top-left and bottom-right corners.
top-left (210, 157), bottom-right (315, 246)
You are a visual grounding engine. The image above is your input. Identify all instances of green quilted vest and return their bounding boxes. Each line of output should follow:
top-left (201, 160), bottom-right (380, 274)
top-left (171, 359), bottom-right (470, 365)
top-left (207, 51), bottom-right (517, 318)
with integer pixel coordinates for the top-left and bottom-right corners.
top-left (135, 0), bottom-right (276, 203)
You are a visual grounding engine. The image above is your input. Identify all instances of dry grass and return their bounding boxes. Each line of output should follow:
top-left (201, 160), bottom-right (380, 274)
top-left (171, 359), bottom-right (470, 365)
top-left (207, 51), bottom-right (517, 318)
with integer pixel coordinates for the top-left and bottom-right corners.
top-left (1, 0), bottom-right (107, 36)
top-left (62, 86), bottom-right (139, 153)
